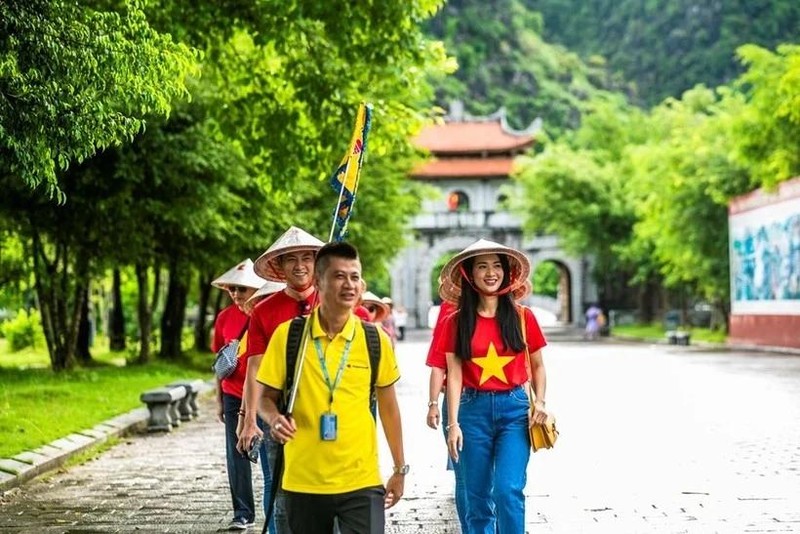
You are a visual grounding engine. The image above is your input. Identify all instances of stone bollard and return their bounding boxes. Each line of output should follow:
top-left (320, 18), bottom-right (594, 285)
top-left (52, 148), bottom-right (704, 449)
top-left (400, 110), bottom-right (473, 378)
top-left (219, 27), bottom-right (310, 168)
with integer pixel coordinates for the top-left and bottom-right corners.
top-left (165, 380), bottom-right (205, 421)
top-left (140, 386), bottom-right (187, 432)
top-left (666, 331), bottom-right (678, 345)
top-left (676, 331), bottom-right (691, 346)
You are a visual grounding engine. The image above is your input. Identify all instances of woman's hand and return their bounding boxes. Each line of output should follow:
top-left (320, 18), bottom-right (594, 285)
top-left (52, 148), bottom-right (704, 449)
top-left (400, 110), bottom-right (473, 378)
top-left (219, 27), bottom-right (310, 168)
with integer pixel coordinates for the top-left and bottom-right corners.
top-left (530, 401), bottom-right (550, 426)
top-left (446, 423), bottom-right (462, 462)
top-left (426, 403), bottom-right (440, 429)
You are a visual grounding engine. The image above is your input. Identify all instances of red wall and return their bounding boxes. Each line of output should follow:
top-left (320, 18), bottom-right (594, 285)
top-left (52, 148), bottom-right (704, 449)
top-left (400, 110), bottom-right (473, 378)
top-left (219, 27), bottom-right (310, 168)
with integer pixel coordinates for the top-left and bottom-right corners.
top-left (729, 315), bottom-right (800, 349)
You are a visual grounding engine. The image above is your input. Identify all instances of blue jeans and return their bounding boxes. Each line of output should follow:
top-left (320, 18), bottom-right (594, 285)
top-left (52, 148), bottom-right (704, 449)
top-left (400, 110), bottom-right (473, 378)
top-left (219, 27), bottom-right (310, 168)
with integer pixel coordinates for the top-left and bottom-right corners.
top-left (266, 434), bottom-right (291, 533)
top-left (441, 396), bottom-right (468, 531)
top-left (456, 386), bottom-right (530, 534)
top-left (223, 394), bottom-right (266, 524)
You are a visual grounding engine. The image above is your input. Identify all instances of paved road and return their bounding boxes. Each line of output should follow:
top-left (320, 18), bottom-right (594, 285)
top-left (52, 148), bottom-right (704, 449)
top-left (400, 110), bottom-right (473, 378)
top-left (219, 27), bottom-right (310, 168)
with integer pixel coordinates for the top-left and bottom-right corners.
top-left (1, 332), bottom-right (799, 533)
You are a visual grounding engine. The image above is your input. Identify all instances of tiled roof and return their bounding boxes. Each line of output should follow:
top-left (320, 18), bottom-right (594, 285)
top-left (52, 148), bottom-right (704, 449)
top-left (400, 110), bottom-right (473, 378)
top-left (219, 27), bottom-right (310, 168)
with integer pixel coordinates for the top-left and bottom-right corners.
top-left (415, 121), bottom-right (535, 154)
top-left (412, 158), bottom-right (517, 179)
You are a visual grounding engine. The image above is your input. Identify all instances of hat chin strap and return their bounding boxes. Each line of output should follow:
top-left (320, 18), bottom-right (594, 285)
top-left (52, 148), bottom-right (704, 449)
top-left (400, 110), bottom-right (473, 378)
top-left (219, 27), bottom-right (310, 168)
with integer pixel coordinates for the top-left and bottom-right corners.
top-left (285, 284), bottom-right (315, 300)
top-left (459, 265), bottom-right (515, 298)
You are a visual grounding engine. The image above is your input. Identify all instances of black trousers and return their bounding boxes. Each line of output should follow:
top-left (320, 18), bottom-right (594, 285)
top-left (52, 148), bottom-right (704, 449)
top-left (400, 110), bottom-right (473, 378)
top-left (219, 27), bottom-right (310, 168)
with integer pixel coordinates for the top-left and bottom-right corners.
top-left (285, 485), bottom-right (385, 534)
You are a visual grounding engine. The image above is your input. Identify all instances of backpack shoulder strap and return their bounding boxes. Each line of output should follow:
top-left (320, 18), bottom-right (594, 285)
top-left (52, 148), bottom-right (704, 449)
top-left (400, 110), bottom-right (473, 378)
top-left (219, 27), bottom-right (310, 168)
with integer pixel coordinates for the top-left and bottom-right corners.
top-left (284, 316), bottom-right (307, 406)
top-left (361, 320), bottom-right (382, 417)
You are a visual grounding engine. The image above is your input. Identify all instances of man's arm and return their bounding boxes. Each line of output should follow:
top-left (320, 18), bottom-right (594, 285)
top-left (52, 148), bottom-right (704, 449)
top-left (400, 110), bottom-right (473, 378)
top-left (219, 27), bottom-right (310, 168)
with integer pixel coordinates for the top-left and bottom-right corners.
top-left (236, 354), bottom-right (265, 453)
top-left (377, 384), bottom-right (405, 509)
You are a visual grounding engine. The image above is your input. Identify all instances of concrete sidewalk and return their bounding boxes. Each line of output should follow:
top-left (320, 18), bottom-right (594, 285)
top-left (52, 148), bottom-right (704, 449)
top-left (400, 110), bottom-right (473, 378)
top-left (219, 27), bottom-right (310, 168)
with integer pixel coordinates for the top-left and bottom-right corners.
top-left (2, 331), bottom-right (799, 533)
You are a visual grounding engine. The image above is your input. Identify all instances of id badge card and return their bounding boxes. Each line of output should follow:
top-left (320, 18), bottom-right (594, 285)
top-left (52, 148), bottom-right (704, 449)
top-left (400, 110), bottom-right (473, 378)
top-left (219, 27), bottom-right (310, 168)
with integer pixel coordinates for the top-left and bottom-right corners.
top-left (320, 412), bottom-right (338, 441)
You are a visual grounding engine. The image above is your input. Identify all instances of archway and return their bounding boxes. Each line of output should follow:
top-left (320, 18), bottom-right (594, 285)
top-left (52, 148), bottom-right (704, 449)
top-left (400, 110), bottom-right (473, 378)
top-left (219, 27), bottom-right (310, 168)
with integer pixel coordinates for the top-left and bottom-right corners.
top-left (528, 258), bottom-right (573, 324)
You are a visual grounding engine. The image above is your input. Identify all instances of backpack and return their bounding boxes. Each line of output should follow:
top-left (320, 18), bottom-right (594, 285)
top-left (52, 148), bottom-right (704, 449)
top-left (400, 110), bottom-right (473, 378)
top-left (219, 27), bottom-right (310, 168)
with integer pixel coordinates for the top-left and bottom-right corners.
top-left (284, 317), bottom-right (382, 417)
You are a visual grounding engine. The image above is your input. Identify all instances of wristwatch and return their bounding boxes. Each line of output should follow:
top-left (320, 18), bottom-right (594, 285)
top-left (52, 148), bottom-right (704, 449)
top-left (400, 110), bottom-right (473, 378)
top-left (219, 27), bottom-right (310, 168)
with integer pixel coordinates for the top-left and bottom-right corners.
top-left (393, 464), bottom-right (410, 475)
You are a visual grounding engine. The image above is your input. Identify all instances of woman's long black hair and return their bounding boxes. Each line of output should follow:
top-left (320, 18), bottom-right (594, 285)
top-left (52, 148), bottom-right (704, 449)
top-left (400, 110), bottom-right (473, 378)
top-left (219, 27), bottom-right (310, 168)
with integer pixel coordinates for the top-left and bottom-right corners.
top-left (454, 254), bottom-right (525, 360)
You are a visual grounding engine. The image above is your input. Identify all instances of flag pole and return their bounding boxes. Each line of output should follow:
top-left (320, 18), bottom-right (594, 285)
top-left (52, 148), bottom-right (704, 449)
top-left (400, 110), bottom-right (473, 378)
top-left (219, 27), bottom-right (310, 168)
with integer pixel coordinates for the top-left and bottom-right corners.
top-left (328, 158), bottom-right (353, 242)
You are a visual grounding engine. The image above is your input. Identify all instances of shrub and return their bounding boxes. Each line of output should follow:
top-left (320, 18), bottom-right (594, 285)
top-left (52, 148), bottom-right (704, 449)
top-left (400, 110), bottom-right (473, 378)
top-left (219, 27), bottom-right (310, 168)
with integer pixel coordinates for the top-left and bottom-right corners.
top-left (1, 309), bottom-right (46, 352)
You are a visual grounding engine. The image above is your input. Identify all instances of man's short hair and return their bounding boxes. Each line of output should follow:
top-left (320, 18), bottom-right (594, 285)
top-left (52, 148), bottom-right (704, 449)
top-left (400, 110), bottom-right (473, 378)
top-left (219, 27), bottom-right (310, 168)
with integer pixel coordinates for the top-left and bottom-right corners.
top-left (315, 242), bottom-right (360, 278)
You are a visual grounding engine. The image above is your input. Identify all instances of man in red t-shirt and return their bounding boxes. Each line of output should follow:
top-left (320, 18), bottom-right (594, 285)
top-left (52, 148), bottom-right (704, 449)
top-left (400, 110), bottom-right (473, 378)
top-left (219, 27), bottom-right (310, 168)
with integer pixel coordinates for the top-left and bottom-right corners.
top-left (235, 226), bottom-right (324, 532)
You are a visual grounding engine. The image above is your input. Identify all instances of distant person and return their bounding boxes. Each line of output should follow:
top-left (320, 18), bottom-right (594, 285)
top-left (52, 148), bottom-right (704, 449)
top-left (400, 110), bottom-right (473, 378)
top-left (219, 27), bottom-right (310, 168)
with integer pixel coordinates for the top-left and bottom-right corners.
top-left (380, 297), bottom-right (398, 347)
top-left (439, 239), bottom-right (550, 533)
top-left (361, 290), bottom-right (392, 327)
top-left (394, 305), bottom-right (408, 341)
top-left (585, 304), bottom-right (602, 340)
top-left (210, 259), bottom-right (267, 531)
top-left (258, 242), bottom-right (407, 533)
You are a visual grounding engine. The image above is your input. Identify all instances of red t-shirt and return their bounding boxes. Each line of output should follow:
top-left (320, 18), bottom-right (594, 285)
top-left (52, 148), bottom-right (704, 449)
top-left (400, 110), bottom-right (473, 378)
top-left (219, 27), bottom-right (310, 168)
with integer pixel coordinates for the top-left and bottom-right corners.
top-left (440, 306), bottom-right (547, 391)
top-left (220, 289), bottom-right (317, 398)
top-left (425, 301), bottom-right (457, 370)
top-left (211, 305), bottom-right (248, 353)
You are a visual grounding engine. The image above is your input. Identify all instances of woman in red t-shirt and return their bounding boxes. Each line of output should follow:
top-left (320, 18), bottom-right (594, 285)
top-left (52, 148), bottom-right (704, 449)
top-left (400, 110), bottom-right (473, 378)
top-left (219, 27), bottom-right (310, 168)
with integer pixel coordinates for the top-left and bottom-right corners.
top-left (439, 239), bottom-right (551, 534)
top-left (210, 259), bottom-right (268, 531)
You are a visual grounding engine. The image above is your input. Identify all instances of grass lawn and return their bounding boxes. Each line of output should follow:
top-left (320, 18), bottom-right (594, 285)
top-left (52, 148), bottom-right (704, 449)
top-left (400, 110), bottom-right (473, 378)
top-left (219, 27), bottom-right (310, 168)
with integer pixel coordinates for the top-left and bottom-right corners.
top-left (611, 323), bottom-right (727, 344)
top-left (0, 341), bottom-right (213, 460)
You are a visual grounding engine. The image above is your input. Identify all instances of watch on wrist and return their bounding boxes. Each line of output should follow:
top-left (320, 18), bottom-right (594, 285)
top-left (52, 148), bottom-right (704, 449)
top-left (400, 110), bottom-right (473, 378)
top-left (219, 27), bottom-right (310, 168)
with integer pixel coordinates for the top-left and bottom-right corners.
top-left (393, 464), bottom-right (410, 475)
top-left (427, 400), bottom-right (438, 408)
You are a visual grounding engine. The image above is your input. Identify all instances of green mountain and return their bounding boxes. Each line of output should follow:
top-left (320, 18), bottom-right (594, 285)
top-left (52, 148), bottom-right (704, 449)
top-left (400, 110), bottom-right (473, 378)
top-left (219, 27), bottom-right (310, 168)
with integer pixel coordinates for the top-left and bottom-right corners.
top-left (527, 0), bottom-right (800, 105)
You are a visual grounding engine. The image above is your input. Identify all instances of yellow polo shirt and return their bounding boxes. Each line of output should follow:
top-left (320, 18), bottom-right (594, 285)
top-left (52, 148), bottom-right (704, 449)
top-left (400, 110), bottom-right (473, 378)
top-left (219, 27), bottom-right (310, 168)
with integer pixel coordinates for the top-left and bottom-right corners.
top-left (258, 309), bottom-right (400, 494)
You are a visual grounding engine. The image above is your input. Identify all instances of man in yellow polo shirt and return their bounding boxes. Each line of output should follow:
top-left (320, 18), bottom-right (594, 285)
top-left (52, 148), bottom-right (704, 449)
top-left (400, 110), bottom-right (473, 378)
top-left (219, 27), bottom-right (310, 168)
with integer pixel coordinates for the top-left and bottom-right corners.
top-left (257, 241), bottom-right (407, 533)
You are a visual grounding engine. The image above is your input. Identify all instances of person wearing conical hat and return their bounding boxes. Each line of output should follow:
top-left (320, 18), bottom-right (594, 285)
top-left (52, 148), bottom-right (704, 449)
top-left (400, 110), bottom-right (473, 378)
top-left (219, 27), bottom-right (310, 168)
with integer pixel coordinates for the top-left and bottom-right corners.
top-left (438, 239), bottom-right (551, 533)
top-left (424, 275), bottom-right (529, 532)
top-left (243, 281), bottom-right (287, 315)
top-left (210, 259), bottom-right (267, 531)
top-left (257, 241), bottom-right (407, 533)
top-left (360, 291), bottom-right (391, 324)
top-left (236, 226), bottom-right (324, 533)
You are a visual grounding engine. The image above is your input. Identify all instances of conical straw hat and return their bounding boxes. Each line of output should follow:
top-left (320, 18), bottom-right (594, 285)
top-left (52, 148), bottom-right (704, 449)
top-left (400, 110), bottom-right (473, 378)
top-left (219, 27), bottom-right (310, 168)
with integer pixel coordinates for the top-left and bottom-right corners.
top-left (211, 259), bottom-right (266, 290)
top-left (361, 291), bottom-right (391, 323)
top-left (253, 226), bottom-right (325, 282)
top-left (439, 239), bottom-right (530, 304)
top-left (246, 280), bottom-right (287, 305)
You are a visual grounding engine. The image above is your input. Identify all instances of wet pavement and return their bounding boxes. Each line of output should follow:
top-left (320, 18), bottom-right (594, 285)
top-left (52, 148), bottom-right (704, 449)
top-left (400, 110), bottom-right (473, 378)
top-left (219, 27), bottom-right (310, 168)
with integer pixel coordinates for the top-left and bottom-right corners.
top-left (1, 331), bottom-right (799, 533)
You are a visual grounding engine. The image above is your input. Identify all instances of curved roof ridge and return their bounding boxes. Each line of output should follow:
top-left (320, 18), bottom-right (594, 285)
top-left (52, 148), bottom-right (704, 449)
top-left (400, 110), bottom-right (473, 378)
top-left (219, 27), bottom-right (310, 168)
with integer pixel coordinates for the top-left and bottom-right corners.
top-left (447, 105), bottom-right (543, 138)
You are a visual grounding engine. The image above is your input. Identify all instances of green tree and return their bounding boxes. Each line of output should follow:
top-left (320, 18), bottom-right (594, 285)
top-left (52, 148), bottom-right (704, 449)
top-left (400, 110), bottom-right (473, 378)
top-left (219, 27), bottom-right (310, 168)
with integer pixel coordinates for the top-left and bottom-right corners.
top-left (0, 0), bottom-right (196, 199)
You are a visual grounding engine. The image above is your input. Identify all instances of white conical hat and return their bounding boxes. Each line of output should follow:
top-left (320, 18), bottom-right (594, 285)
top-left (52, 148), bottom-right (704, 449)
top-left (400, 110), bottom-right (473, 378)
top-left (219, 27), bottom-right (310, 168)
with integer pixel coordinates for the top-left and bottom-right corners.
top-left (253, 226), bottom-right (325, 282)
top-left (246, 280), bottom-right (287, 305)
top-left (439, 239), bottom-right (530, 304)
top-left (211, 259), bottom-right (266, 290)
top-left (361, 291), bottom-right (391, 323)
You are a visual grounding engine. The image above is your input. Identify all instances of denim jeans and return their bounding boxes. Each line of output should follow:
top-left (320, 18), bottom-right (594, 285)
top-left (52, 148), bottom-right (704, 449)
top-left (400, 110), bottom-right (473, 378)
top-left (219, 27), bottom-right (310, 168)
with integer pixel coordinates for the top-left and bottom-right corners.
top-left (266, 434), bottom-right (291, 533)
top-left (223, 394), bottom-right (263, 524)
top-left (255, 418), bottom-right (277, 533)
top-left (456, 386), bottom-right (530, 534)
top-left (441, 396), bottom-right (468, 531)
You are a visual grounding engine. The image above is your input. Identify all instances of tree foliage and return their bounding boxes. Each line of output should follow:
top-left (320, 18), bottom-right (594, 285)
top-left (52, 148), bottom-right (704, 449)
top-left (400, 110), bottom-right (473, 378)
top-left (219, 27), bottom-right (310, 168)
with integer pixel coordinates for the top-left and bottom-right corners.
top-left (1, 0), bottom-right (452, 368)
top-left (515, 43), bottom-right (800, 322)
top-left (0, 0), bottom-right (197, 199)
top-left (528, 0), bottom-right (800, 105)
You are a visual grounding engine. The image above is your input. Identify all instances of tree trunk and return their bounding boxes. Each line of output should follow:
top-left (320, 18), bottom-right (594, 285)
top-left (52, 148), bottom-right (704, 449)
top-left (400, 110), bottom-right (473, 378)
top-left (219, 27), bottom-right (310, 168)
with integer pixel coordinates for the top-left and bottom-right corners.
top-left (109, 268), bottom-right (126, 351)
top-left (30, 226), bottom-right (87, 371)
top-left (194, 272), bottom-right (213, 352)
top-left (76, 285), bottom-right (92, 364)
top-left (135, 264), bottom-right (152, 364)
top-left (159, 260), bottom-right (187, 360)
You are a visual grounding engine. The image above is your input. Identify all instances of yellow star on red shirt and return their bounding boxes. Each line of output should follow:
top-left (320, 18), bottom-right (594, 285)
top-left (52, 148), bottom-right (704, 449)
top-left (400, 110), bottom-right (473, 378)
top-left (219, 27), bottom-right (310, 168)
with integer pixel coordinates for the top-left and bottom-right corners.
top-left (471, 342), bottom-right (514, 385)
